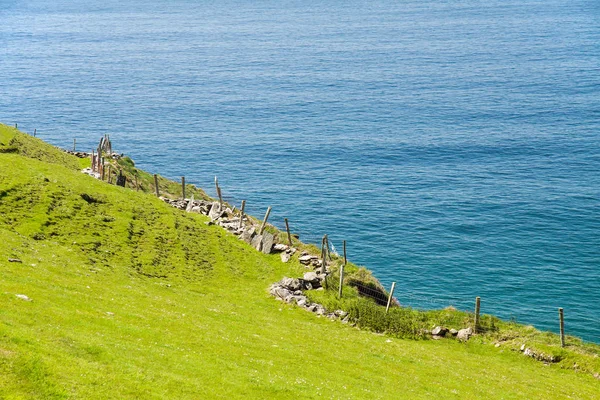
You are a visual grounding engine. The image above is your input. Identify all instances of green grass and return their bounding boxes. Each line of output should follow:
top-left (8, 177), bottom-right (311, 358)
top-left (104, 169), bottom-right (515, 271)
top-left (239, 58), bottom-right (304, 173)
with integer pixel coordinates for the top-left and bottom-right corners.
top-left (0, 123), bottom-right (599, 398)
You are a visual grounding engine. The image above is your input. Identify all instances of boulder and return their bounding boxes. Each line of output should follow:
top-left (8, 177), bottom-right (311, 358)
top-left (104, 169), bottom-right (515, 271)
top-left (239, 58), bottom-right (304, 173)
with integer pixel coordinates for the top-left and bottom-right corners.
top-left (261, 233), bottom-right (275, 254)
top-left (185, 197), bottom-right (194, 212)
top-left (241, 226), bottom-right (256, 244)
top-left (273, 243), bottom-right (289, 252)
top-left (15, 294), bottom-right (31, 302)
top-left (208, 202), bottom-right (223, 220)
top-left (297, 298), bottom-right (307, 307)
top-left (280, 277), bottom-right (302, 291)
top-left (457, 327), bottom-right (473, 342)
top-left (432, 326), bottom-right (448, 337)
top-left (449, 328), bottom-right (458, 336)
top-left (251, 235), bottom-right (263, 251)
top-left (274, 287), bottom-right (292, 300)
top-left (303, 272), bottom-right (320, 284)
top-left (280, 252), bottom-right (291, 263)
top-left (299, 255), bottom-right (316, 264)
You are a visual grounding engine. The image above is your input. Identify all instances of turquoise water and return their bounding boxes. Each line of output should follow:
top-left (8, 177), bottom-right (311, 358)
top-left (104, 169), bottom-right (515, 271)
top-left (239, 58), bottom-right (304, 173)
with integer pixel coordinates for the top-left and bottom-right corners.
top-left (1, 0), bottom-right (599, 342)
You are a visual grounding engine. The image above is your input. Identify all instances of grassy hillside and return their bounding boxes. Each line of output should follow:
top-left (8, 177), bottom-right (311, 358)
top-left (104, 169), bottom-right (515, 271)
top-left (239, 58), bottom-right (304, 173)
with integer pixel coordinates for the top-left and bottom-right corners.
top-left (0, 124), bottom-right (599, 399)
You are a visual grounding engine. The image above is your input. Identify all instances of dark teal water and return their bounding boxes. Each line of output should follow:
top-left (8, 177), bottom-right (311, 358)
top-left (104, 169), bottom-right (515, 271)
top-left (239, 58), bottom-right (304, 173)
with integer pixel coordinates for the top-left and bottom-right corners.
top-left (1, 0), bottom-right (599, 342)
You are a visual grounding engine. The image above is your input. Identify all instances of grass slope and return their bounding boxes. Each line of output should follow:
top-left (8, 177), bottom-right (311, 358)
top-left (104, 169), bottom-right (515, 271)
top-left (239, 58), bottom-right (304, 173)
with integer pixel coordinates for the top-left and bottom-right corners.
top-left (0, 125), bottom-right (599, 398)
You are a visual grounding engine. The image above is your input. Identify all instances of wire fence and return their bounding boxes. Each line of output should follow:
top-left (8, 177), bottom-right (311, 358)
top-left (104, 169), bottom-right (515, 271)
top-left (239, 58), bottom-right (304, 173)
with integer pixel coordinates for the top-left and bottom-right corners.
top-left (47, 133), bottom-right (599, 346)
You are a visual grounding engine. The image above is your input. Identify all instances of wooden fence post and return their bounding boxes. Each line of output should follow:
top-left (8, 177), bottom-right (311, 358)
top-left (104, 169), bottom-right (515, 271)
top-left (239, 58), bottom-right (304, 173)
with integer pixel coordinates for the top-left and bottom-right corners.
top-left (214, 177), bottom-right (221, 207)
top-left (135, 175), bottom-right (139, 191)
top-left (259, 206), bottom-right (272, 235)
top-left (107, 165), bottom-right (112, 184)
top-left (153, 174), bottom-right (159, 197)
top-left (238, 200), bottom-right (246, 229)
top-left (474, 297), bottom-right (481, 332)
top-left (217, 186), bottom-right (223, 210)
top-left (181, 176), bottom-right (186, 199)
top-left (284, 218), bottom-right (292, 246)
top-left (386, 282), bottom-right (396, 313)
top-left (338, 240), bottom-right (347, 298)
top-left (559, 308), bottom-right (565, 347)
top-left (320, 234), bottom-right (328, 274)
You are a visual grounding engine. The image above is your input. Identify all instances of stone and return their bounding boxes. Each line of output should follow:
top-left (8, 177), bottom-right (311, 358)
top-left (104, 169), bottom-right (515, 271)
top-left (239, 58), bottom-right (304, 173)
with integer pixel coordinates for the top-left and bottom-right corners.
top-left (208, 202), bottom-right (223, 220)
top-left (15, 294), bottom-right (31, 301)
top-left (273, 243), bottom-right (289, 252)
top-left (524, 348), bottom-right (534, 357)
top-left (205, 221), bottom-right (214, 226)
top-left (306, 304), bottom-right (317, 313)
top-left (457, 327), bottom-right (473, 342)
top-left (8, 258), bottom-right (22, 263)
top-left (261, 232), bottom-right (275, 254)
top-left (520, 344), bottom-right (526, 352)
top-left (299, 255), bottom-right (316, 264)
top-left (190, 206), bottom-right (202, 213)
top-left (280, 277), bottom-right (302, 291)
top-left (297, 298), bottom-right (307, 307)
top-left (274, 287), bottom-right (292, 300)
top-left (303, 272), bottom-right (320, 284)
top-left (431, 326), bottom-right (448, 337)
top-left (241, 226), bottom-right (256, 244)
top-left (251, 235), bottom-right (263, 252)
top-left (280, 252), bottom-right (291, 263)
top-left (185, 196), bottom-right (195, 212)
top-left (449, 329), bottom-right (458, 336)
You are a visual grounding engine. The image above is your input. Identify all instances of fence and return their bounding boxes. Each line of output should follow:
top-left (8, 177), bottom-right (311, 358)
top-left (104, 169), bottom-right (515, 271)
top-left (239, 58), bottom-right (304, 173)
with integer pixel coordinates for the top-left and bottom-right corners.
top-left (27, 130), bottom-right (598, 346)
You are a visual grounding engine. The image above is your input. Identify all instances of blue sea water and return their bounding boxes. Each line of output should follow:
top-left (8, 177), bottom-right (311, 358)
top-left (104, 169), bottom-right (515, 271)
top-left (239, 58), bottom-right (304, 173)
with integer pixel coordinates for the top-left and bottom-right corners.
top-left (1, 0), bottom-right (599, 341)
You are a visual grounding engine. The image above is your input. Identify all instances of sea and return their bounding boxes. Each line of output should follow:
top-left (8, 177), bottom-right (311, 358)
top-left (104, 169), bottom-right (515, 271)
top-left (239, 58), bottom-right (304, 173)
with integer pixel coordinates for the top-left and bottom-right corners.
top-left (1, 0), bottom-right (599, 342)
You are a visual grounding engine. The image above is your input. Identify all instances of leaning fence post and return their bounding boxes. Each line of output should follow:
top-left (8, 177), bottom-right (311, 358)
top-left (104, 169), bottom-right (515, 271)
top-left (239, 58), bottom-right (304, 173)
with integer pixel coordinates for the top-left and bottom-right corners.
top-left (559, 308), bottom-right (565, 347)
top-left (217, 186), bottom-right (223, 210)
top-left (153, 174), bottom-right (159, 197)
top-left (339, 240), bottom-right (347, 299)
top-left (320, 234), bottom-right (328, 274)
top-left (284, 218), bottom-right (293, 246)
top-left (338, 240), bottom-right (347, 298)
top-left (259, 206), bottom-right (272, 235)
top-left (385, 282), bottom-right (396, 313)
top-left (181, 176), bottom-right (186, 199)
top-left (238, 200), bottom-right (246, 229)
top-left (474, 296), bottom-right (481, 332)
top-left (214, 177), bottom-right (222, 209)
